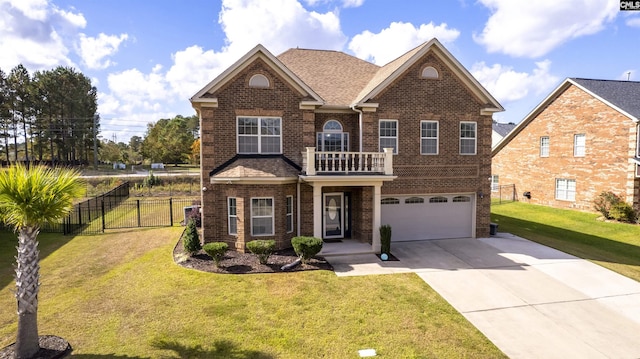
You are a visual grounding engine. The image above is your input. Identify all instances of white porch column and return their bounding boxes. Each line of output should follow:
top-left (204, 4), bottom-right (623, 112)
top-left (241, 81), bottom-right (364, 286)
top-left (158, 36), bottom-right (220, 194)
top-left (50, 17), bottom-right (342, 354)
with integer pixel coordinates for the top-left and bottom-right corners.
top-left (372, 184), bottom-right (382, 253)
top-left (313, 184), bottom-right (323, 239)
top-left (306, 147), bottom-right (316, 176)
top-left (383, 148), bottom-right (394, 175)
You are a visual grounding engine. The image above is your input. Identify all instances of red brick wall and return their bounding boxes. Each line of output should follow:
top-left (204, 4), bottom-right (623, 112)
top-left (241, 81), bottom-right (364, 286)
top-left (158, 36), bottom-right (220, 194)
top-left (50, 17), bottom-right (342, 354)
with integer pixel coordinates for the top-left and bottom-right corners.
top-left (492, 84), bottom-right (639, 211)
top-left (368, 52), bottom-right (493, 238)
top-left (200, 51), bottom-right (496, 245)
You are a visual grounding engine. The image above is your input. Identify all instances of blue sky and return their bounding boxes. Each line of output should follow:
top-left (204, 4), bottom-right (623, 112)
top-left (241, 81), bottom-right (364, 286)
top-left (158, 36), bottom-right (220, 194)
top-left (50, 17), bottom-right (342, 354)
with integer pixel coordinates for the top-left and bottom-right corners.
top-left (1, 0), bottom-right (638, 143)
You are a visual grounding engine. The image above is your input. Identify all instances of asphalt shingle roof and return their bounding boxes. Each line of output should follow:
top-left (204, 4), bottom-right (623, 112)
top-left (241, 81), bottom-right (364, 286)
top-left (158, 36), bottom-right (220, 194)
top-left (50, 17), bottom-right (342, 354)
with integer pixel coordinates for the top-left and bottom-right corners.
top-left (492, 122), bottom-right (516, 137)
top-left (571, 78), bottom-right (640, 119)
top-left (277, 48), bottom-right (380, 106)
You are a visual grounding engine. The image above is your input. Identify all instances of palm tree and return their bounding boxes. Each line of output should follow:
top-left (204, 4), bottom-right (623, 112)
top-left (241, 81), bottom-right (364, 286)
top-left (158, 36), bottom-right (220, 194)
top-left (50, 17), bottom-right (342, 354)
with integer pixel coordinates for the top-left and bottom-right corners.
top-left (0, 164), bottom-right (83, 358)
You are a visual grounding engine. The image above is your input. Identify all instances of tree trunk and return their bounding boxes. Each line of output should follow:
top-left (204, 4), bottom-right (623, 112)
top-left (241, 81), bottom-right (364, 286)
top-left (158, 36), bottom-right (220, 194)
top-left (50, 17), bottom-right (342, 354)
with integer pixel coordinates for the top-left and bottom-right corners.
top-left (14, 226), bottom-right (40, 358)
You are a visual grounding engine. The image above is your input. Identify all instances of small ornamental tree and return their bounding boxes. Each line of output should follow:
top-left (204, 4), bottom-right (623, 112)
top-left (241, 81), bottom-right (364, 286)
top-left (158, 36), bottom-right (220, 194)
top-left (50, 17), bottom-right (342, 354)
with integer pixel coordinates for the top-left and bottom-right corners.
top-left (291, 236), bottom-right (323, 264)
top-left (182, 218), bottom-right (201, 255)
top-left (379, 225), bottom-right (392, 255)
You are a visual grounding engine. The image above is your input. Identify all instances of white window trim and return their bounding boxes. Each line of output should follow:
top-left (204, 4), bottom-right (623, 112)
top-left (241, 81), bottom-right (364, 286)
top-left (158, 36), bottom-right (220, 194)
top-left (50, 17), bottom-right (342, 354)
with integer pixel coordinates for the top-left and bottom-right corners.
top-left (636, 124), bottom-right (640, 157)
top-left (491, 175), bottom-right (499, 192)
top-left (420, 120), bottom-right (439, 155)
top-left (236, 116), bottom-right (283, 154)
top-left (286, 195), bottom-right (294, 233)
top-left (379, 119), bottom-right (398, 154)
top-left (540, 136), bottom-right (550, 157)
top-left (574, 134), bottom-right (586, 157)
top-left (250, 197), bottom-right (274, 236)
top-left (228, 197), bottom-right (237, 235)
top-left (460, 121), bottom-right (477, 155)
top-left (555, 179), bottom-right (576, 201)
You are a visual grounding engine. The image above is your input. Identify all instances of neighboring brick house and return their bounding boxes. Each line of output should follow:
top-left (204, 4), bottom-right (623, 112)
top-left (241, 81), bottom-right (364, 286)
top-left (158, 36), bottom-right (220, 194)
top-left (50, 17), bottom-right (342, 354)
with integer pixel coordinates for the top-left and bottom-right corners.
top-left (190, 39), bottom-right (503, 252)
top-left (492, 78), bottom-right (640, 212)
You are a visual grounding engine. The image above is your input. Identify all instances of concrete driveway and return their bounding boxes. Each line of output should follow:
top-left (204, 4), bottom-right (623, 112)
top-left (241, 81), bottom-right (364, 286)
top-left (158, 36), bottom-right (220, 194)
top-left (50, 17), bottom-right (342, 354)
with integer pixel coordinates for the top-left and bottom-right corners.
top-left (326, 233), bottom-right (640, 359)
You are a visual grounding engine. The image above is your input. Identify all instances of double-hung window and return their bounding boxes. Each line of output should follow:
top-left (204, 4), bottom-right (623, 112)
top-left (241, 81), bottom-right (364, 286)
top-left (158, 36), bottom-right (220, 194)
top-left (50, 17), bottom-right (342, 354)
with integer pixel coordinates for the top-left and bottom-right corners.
top-left (421, 121), bottom-right (438, 154)
top-left (228, 198), bottom-right (237, 235)
top-left (251, 198), bottom-right (274, 236)
top-left (540, 136), bottom-right (550, 157)
top-left (460, 121), bottom-right (477, 155)
top-left (574, 134), bottom-right (585, 157)
top-left (237, 117), bottom-right (281, 154)
top-left (286, 196), bottom-right (294, 233)
top-left (379, 120), bottom-right (398, 154)
top-left (555, 179), bottom-right (576, 201)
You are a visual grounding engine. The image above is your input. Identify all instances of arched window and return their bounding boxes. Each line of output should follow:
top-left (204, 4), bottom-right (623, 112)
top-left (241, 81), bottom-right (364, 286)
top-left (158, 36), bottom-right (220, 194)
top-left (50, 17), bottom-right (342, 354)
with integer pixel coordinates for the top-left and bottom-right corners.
top-left (381, 198), bottom-right (400, 205)
top-left (421, 66), bottom-right (439, 79)
top-left (405, 197), bottom-right (424, 204)
top-left (429, 196), bottom-right (448, 203)
top-left (317, 120), bottom-right (349, 152)
top-left (453, 196), bottom-right (471, 203)
top-left (249, 74), bottom-right (270, 88)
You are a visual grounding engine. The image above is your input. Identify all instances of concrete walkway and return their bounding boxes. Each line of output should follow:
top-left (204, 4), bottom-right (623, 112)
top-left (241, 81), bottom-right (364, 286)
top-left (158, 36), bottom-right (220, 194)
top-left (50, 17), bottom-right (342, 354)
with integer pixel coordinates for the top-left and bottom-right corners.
top-left (325, 233), bottom-right (640, 359)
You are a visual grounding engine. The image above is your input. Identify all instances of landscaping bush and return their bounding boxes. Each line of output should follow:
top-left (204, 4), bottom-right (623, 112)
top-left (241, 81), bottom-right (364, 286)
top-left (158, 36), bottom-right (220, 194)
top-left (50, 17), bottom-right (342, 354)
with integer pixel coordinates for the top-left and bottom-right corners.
top-left (182, 218), bottom-right (201, 255)
top-left (380, 224), bottom-right (392, 254)
top-left (594, 191), bottom-right (623, 219)
top-left (203, 242), bottom-right (228, 267)
top-left (246, 239), bottom-right (276, 264)
top-left (291, 236), bottom-right (323, 264)
top-left (143, 170), bottom-right (162, 188)
top-left (609, 202), bottom-right (637, 223)
top-left (594, 191), bottom-right (637, 223)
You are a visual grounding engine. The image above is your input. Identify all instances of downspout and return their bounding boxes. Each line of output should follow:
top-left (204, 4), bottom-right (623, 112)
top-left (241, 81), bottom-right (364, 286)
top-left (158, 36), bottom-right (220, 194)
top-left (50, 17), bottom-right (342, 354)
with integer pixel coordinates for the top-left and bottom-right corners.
top-left (351, 105), bottom-right (363, 152)
top-left (297, 178), bottom-right (301, 237)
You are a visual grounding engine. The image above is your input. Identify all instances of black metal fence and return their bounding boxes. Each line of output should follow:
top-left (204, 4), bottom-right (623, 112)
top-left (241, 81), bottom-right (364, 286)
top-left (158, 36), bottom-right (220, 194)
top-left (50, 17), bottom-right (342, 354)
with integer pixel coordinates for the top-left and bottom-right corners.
top-left (1, 180), bottom-right (198, 235)
top-left (491, 184), bottom-right (517, 205)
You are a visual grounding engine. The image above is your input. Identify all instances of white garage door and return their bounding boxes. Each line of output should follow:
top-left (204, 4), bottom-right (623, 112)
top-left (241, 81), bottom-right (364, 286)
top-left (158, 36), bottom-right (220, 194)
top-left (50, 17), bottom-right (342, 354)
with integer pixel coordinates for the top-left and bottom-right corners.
top-left (381, 194), bottom-right (474, 241)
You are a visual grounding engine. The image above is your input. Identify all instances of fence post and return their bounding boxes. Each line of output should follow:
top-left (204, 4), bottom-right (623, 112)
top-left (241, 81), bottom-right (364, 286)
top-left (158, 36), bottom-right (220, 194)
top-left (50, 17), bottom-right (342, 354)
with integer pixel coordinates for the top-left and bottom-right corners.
top-left (137, 199), bottom-right (141, 227)
top-left (101, 199), bottom-right (106, 232)
top-left (169, 198), bottom-right (173, 226)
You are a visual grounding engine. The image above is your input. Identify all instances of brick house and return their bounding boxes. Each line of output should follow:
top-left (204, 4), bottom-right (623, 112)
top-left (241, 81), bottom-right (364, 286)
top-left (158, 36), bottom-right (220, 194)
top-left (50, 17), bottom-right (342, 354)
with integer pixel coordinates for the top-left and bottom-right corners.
top-left (190, 39), bottom-right (503, 253)
top-left (492, 78), bottom-right (640, 211)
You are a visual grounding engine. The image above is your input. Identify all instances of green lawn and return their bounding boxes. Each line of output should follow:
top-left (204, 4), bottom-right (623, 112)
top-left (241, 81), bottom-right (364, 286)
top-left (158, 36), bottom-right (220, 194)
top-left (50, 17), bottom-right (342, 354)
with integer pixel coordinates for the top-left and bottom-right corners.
top-left (491, 202), bottom-right (640, 282)
top-left (0, 228), bottom-right (504, 358)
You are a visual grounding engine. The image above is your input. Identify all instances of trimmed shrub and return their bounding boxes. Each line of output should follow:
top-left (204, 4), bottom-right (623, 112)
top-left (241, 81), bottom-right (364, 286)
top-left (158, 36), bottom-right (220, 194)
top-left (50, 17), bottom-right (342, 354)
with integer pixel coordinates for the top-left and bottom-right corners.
top-left (247, 239), bottom-right (276, 264)
top-left (609, 202), bottom-right (637, 223)
top-left (380, 224), bottom-right (392, 254)
top-left (182, 218), bottom-right (201, 255)
top-left (203, 242), bottom-right (228, 267)
top-left (291, 236), bottom-right (323, 264)
top-left (594, 191), bottom-right (623, 219)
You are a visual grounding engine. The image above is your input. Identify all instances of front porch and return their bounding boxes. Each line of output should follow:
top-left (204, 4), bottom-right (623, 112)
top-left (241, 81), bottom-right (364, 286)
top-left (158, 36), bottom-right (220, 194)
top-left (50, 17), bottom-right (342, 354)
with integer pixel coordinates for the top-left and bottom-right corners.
top-left (319, 239), bottom-right (375, 256)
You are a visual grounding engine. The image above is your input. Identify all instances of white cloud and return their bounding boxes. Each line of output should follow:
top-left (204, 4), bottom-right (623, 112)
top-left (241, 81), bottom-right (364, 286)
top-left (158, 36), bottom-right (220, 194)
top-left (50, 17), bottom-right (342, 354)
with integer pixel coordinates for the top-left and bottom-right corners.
top-left (627, 17), bottom-right (640, 27)
top-left (348, 21), bottom-right (460, 65)
top-left (474, 0), bottom-right (618, 58)
top-left (0, 0), bottom-right (85, 70)
top-left (78, 33), bottom-right (129, 69)
top-left (219, 0), bottom-right (347, 56)
top-left (471, 60), bottom-right (559, 103)
top-left (302, 0), bottom-right (364, 8)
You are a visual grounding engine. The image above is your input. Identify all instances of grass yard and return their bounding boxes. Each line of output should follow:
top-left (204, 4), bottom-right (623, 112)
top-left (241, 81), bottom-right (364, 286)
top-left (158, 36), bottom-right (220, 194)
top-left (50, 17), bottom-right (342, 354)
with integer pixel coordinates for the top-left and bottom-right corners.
top-left (0, 228), bottom-right (505, 358)
top-left (491, 201), bottom-right (640, 282)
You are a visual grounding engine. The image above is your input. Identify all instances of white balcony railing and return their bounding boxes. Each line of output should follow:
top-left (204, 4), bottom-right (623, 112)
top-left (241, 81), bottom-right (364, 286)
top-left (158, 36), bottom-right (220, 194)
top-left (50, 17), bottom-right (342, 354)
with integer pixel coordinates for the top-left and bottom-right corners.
top-left (302, 147), bottom-right (394, 176)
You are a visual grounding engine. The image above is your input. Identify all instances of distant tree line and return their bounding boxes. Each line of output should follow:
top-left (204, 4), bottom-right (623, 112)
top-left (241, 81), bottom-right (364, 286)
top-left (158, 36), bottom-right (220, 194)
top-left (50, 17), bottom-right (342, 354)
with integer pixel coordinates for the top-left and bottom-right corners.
top-left (0, 65), bottom-right (99, 164)
top-left (99, 115), bottom-right (200, 167)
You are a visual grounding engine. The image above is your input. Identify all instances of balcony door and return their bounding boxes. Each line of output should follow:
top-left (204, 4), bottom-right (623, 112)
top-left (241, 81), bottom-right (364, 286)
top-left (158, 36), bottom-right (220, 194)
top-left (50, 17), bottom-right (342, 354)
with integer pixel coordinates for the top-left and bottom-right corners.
top-left (323, 192), bottom-right (344, 239)
top-left (317, 120), bottom-right (348, 152)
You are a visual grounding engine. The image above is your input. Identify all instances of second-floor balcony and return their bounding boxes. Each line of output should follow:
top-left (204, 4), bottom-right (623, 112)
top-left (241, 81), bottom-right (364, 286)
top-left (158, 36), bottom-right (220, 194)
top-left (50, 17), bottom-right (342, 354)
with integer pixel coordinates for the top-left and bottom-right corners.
top-left (302, 147), bottom-right (394, 176)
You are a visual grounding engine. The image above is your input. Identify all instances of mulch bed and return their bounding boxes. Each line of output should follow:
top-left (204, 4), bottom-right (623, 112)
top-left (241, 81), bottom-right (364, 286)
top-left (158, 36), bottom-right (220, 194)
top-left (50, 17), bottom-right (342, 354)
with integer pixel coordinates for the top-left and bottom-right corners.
top-left (173, 237), bottom-right (334, 274)
top-left (0, 335), bottom-right (72, 359)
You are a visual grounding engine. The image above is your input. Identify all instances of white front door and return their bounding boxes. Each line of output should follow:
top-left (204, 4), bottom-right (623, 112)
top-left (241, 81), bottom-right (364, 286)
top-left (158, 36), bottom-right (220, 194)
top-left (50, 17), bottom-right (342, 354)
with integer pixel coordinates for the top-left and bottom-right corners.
top-left (323, 192), bottom-right (344, 239)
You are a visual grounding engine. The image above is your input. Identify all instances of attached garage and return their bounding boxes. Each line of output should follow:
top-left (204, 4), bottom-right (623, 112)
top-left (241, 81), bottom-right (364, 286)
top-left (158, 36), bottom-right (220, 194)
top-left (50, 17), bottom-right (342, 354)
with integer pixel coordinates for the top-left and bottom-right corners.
top-left (380, 194), bottom-right (475, 241)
